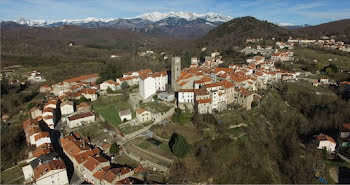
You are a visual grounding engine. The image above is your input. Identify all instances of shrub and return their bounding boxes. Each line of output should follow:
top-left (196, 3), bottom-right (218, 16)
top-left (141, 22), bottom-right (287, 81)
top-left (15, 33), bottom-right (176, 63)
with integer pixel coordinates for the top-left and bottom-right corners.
top-left (109, 143), bottom-right (120, 155)
top-left (169, 132), bottom-right (190, 158)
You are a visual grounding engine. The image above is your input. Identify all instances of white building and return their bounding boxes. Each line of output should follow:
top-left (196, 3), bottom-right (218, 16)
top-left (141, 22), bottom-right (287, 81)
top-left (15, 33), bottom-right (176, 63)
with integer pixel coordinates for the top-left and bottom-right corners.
top-left (316, 134), bottom-right (336, 153)
top-left (178, 89), bottom-right (194, 103)
top-left (139, 75), bottom-right (156, 100)
top-left (67, 112), bottom-right (95, 128)
top-left (139, 71), bottom-right (168, 100)
top-left (136, 108), bottom-right (152, 123)
top-left (119, 109), bottom-right (132, 122)
top-left (34, 160), bottom-right (68, 185)
top-left (100, 80), bottom-right (120, 91)
top-left (60, 101), bottom-right (74, 116)
top-left (30, 107), bottom-right (42, 120)
top-left (34, 132), bottom-right (51, 147)
top-left (157, 92), bottom-right (175, 102)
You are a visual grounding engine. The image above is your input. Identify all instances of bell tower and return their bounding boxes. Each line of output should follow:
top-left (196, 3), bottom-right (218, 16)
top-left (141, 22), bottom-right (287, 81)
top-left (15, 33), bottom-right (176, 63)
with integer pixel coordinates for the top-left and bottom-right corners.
top-left (171, 56), bottom-right (181, 91)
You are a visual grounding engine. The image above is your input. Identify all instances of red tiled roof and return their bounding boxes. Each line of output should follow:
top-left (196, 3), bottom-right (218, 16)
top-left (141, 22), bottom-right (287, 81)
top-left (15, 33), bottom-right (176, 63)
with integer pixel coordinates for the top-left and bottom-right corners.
top-left (343, 123), bottom-right (350, 130)
top-left (197, 98), bottom-right (211, 104)
top-left (178, 89), bottom-right (194, 92)
top-left (83, 156), bottom-right (108, 172)
top-left (33, 143), bottom-right (52, 157)
top-left (194, 88), bottom-right (208, 96)
top-left (239, 88), bottom-right (253, 97)
top-left (205, 82), bottom-right (222, 88)
top-left (68, 112), bottom-right (94, 121)
top-left (34, 132), bottom-right (50, 141)
top-left (179, 81), bottom-right (188, 86)
top-left (104, 80), bottom-right (120, 86)
top-left (64, 73), bottom-right (99, 83)
top-left (136, 108), bottom-right (147, 114)
top-left (317, 134), bottom-right (336, 144)
top-left (34, 160), bottom-right (66, 180)
top-left (77, 102), bottom-right (90, 109)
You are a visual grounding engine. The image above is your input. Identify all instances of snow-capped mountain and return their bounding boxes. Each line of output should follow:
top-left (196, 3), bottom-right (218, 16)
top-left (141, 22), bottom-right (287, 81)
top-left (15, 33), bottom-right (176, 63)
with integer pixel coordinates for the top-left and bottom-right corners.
top-left (136, 11), bottom-right (232, 22)
top-left (5, 12), bottom-right (233, 37)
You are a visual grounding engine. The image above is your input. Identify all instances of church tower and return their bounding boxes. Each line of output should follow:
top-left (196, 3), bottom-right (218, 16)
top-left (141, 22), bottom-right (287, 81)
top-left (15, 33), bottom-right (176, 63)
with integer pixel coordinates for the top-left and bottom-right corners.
top-left (171, 56), bottom-right (181, 91)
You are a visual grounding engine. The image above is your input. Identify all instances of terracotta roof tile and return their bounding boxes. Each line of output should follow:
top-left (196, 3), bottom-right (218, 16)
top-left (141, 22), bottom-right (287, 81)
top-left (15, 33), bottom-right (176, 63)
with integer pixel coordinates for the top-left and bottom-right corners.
top-left (197, 98), bottom-right (211, 104)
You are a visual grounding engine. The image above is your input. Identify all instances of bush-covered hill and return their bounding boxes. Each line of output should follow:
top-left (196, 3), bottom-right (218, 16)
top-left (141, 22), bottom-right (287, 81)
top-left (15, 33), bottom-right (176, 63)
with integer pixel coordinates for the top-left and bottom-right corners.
top-left (293, 19), bottom-right (350, 43)
top-left (197, 16), bottom-right (291, 50)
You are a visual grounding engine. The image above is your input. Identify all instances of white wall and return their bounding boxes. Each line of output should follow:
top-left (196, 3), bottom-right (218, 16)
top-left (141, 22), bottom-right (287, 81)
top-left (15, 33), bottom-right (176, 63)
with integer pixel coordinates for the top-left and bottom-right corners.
top-left (36, 169), bottom-right (69, 185)
top-left (318, 141), bottom-right (336, 152)
top-left (139, 77), bottom-right (156, 99)
top-left (178, 92), bottom-right (194, 103)
top-left (68, 115), bottom-right (95, 128)
top-left (61, 105), bottom-right (74, 116)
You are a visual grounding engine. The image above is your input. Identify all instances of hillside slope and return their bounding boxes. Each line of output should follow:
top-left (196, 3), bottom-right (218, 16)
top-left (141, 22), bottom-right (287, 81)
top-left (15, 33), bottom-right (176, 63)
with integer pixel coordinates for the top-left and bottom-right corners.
top-left (197, 16), bottom-right (291, 50)
top-left (293, 19), bottom-right (350, 43)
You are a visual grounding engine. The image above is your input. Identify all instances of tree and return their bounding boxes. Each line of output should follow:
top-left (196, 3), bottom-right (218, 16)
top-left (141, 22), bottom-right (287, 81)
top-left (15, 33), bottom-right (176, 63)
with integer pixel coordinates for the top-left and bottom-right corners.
top-left (169, 132), bottom-right (190, 158)
top-left (109, 143), bottom-right (120, 155)
top-left (121, 81), bottom-right (129, 90)
top-left (99, 62), bottom-right (122, 82)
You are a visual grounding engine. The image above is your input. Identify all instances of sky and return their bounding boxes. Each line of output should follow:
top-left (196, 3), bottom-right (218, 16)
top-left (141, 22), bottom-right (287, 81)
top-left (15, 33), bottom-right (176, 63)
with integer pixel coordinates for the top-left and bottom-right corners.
top-left (1, 0), bottom-right (350, 25)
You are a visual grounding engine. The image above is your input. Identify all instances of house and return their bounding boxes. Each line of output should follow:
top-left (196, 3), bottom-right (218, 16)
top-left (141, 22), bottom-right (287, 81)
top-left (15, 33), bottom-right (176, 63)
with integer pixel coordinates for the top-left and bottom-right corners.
top-left (77, 102), bottom-right (91, 113)
top-left (67, 112), bottom-right (95, 128)
top-left (82, 88), bottom-right (97, 101)
top-left (40, 85), bottom-right (52, 93)
top-left (178, 89), bottom-right (195, 103)
top-left (196, 98), bottom-right (212, 114)
top-left (316, 134), bottom-right (336, 153)
top-left (119, 109), bottom-right (132, 122)
top-left (139, 74), bottom-right (156, 100)
top-left (320, 77), bottom-right (329, 84)
top-left (28, 70), bottom-right (46, 83)
top-left (82, 156), bottom-right (110, 184)
top-left (116, 76), bottom-right (138, 87)
top-left (235, 88), bottom-right (255, 110)
top-left (34, 132), bottom-right (51, 147)
top-left (60, 101), bottom-right (74, 116)
top-left (139, 71), bottom-right (168, 100)
top-left (339, 123), bottom-right (350, 148)
top-left (22, 153), bottom-right (69, 185)
top-left (136, 108), bottom-right (152, 123)
top-left (30, 107), bottom-right (42, 120)
top-left (157, 92), bottom-right (175, 102)
top-left (100, 80), bottom-right (120, 91)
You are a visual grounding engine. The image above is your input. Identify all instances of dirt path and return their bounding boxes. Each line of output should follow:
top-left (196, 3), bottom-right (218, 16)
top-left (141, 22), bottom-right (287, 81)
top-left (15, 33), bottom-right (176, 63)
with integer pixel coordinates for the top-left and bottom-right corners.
top-left (329, 167), bottom-right (339, 183)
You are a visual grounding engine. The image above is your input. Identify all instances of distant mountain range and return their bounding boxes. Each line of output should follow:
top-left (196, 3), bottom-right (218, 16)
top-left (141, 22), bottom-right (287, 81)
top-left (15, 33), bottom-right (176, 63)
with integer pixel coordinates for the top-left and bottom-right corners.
top-left (2, 12), bottom-right (232, 38)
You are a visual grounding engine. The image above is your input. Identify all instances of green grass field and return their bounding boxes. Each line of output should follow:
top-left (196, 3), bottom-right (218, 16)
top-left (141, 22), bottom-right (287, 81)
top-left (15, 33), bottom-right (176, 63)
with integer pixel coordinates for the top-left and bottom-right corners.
top-left (1, 162), bottom-right (25, 184)
top-left (120, 125), bottom-right (143, 134)
top-left (138, 141), bottom-right (151, 149)
top-left (294, 47), bottom-right (350, 71)
top-left (92, 96), bottom-right (135, 127)
top-left (141, 101), bottom-right (171, 113)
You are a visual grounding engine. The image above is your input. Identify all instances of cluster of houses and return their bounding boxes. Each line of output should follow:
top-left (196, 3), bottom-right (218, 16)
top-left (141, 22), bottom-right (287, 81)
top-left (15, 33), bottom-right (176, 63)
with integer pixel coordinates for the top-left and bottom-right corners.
top-left (241, 45), bottom-right (274, 56)
top-left (27, 70), bottom-right (46, 83)
top-left (22, 114), bottom-right (69, 184)
top-left (171, 49), bottom-right (297, 113)
top-left (40, 74), bottom-right (99, 101)
top-left (60, 133), bottom-right (140, 184)
top-left (287, 36), bottom-right (350, 52)
top-left (246, 38), bottom-right (263, 43)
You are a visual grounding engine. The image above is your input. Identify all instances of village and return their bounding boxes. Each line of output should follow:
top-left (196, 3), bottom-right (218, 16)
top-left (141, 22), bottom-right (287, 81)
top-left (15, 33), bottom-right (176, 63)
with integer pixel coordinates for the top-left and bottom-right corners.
top-left (1, 34), bottom-right (350, 184)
